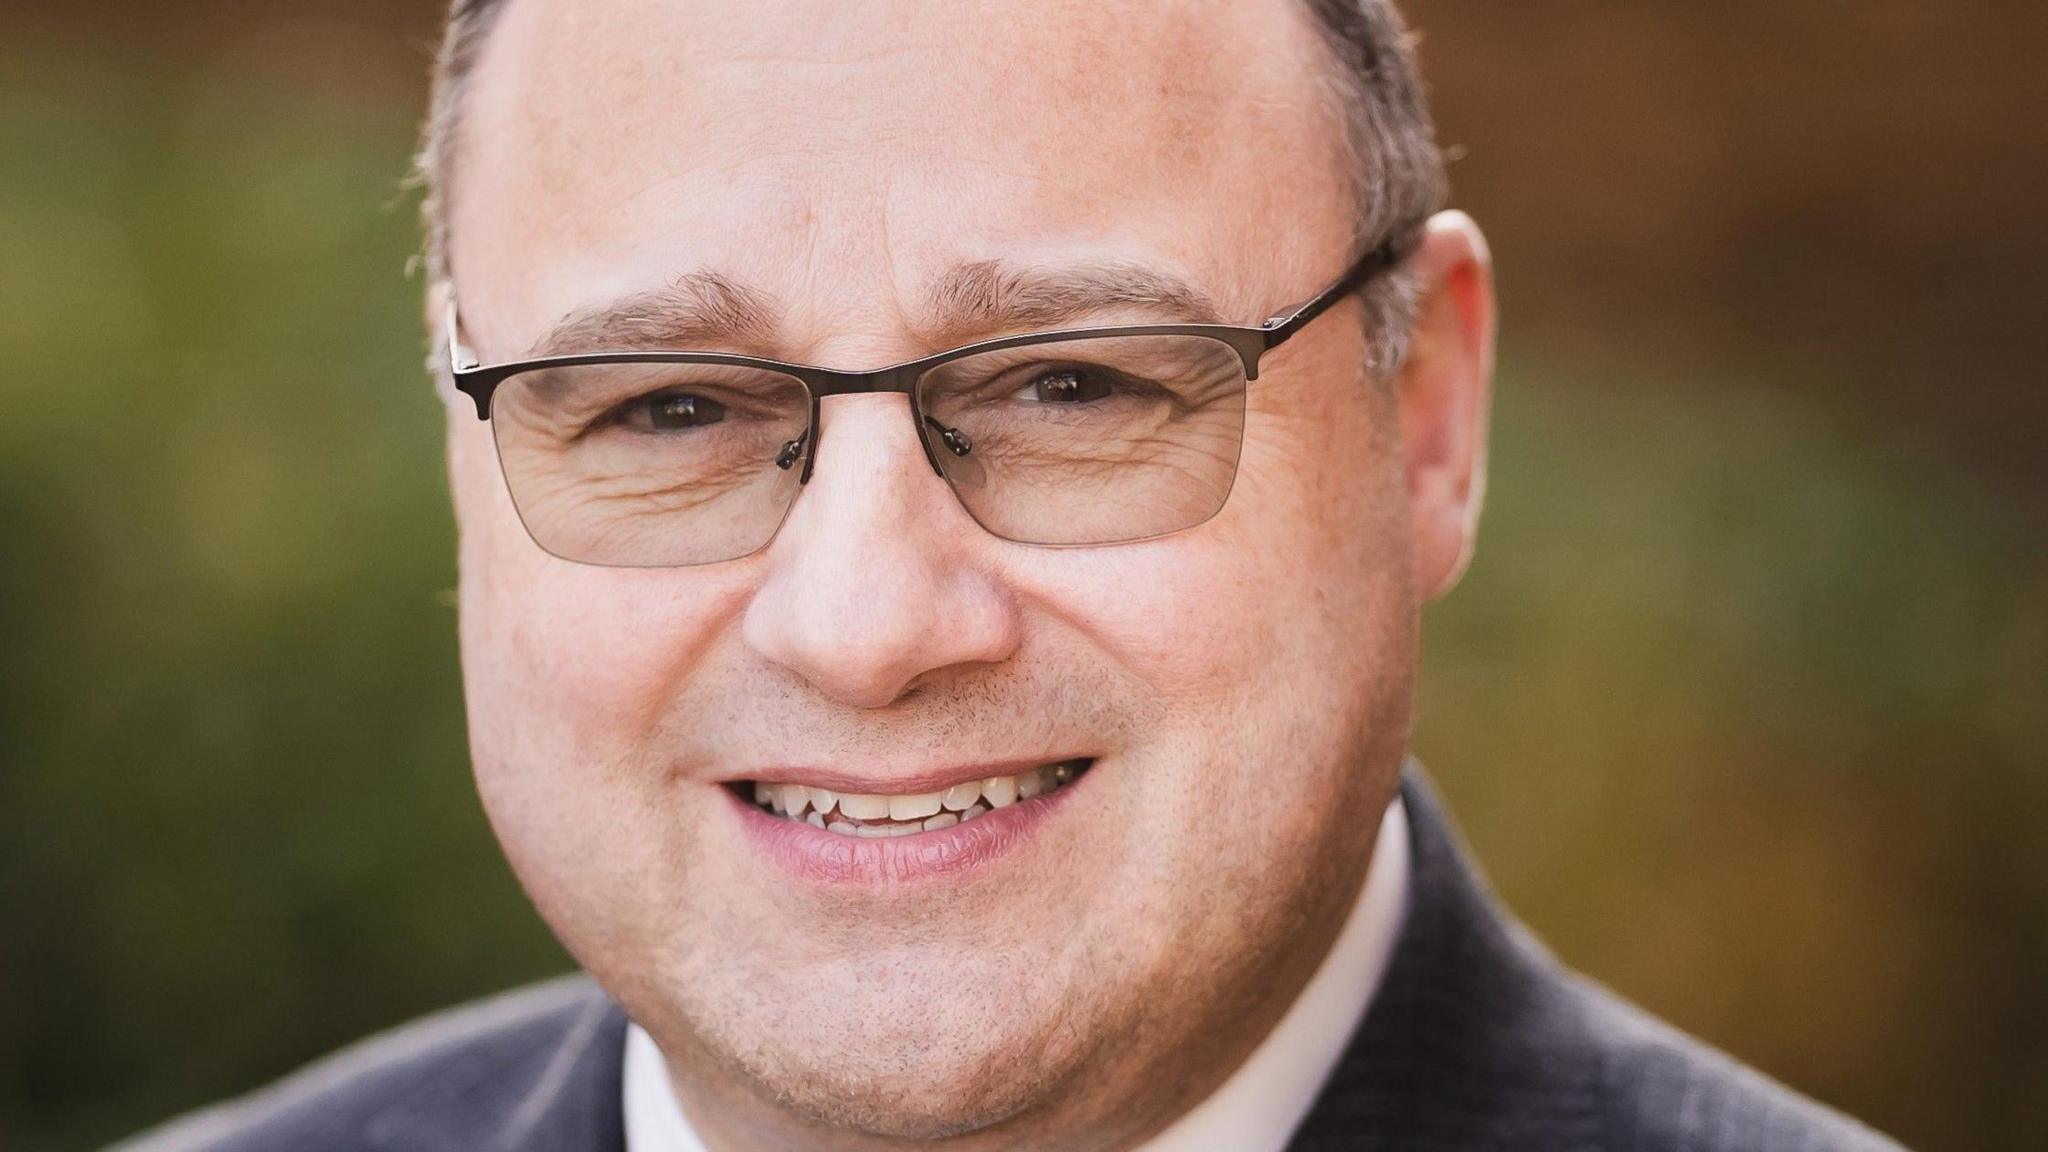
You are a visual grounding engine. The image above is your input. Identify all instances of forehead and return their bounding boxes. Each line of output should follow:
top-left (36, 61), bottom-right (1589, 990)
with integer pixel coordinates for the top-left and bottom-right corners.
top-left (450, 0), bottom-right (1356, 337)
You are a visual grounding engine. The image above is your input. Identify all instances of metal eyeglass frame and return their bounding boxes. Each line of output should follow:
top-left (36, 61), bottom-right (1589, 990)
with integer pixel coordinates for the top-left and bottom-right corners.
top-left (444, 231), bottom-right (1419, 487)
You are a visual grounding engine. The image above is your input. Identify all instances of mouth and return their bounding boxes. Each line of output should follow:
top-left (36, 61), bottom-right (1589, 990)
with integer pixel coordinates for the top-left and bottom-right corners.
top-left (733, 758), bottom-right (1093, 838)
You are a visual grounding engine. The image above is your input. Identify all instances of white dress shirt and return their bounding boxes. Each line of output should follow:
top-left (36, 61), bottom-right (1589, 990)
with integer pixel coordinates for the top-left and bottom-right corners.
top-left (624, 796), bottom-right (1410, 1152)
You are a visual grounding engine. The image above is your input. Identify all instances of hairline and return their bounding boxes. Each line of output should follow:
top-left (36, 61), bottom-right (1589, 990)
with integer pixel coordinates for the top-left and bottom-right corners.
top-left (415, 0), bottom-right (1446, 378)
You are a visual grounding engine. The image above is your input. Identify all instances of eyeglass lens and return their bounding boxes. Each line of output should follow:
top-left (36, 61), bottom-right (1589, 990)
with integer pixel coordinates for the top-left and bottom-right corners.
top-left (485, 332), bottom-right (1249, 566)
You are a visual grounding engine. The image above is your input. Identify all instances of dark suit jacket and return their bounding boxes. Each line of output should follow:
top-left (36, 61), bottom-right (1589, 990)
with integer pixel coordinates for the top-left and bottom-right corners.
top-left (116, 769), bottom-right (1908, 1151)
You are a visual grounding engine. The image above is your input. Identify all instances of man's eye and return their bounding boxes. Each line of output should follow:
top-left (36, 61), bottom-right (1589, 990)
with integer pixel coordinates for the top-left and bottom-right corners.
top-left (1019, 369), bottom-right (1114, 404)
top-left (637, 393), bottom-right (727, 429)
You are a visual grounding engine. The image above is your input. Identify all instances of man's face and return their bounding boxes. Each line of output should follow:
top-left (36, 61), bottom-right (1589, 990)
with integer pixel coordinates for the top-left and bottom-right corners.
top-left (444, 0), bottom-right (1478, 1144)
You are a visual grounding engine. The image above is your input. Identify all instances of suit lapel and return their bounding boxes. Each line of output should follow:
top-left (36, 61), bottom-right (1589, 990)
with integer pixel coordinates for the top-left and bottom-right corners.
top-left (1286, 765), bottom-right (1604, 1151)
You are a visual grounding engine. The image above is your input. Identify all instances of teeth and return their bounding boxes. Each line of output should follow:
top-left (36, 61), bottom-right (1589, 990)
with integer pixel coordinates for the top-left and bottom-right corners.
top-left (749, 762), bottom-right (1084, 833)
top-left (838, 793), bottom-right (890, 820)
top-left (778, 784), bottom-right (809, 818)
top-left (981, 775), bottom-right (1017, 808)
top-left (888, 792), bottom-right (944, 821)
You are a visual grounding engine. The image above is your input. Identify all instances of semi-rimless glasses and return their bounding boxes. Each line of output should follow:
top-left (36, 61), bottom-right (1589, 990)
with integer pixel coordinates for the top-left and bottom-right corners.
top-left (447, 234), bottom-right (1418, 567)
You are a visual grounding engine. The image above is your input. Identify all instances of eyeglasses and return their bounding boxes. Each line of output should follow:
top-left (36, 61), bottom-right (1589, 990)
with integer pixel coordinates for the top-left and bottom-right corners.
top-left (447, 235), bottom-right (1416, 567)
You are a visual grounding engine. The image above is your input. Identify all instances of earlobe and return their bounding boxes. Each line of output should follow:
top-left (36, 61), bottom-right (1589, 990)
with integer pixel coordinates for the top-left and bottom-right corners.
top-left (1396, 211), bottom-right (1496, 602)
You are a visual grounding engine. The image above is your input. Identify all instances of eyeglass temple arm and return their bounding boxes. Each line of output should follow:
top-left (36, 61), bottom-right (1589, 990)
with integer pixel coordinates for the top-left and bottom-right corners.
top-left (445, 297), bottom-right (480, 374)
top-left (1258, 233), bottom-right (1415, 350)
top-left (443, 297), bottom-right (499, 419)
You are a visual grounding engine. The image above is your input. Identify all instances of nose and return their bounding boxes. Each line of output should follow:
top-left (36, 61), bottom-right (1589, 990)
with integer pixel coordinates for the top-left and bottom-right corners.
top-left (742, 394), bottom-right (1021, 709)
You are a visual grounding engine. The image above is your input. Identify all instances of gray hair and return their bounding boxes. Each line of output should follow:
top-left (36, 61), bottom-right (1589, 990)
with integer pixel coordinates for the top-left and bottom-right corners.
top-left (416, 0), bottom-right (1446, 375)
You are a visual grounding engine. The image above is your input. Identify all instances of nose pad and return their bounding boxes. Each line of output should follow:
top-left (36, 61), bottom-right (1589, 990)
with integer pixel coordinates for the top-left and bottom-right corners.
top-left (775, 433), bottom-right (806, 472)
top-left (920, 412), bottom-right (985, 491)
top-left (924, 415), bottom-right (970, 458)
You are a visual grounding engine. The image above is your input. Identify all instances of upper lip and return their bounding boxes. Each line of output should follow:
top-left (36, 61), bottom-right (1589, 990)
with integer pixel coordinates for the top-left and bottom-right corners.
top-left (727, 757), bottom-right (1088, 796)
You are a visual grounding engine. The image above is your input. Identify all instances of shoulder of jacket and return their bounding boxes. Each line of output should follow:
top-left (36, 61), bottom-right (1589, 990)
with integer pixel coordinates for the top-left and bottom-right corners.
top-left (107, 975), bottom-right (609, 1152)
top-left (1568, 974), bottom-right (1911, 1152)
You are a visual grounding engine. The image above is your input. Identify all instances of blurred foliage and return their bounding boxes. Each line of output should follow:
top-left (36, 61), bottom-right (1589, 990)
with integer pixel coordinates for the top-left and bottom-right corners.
top-left (1, 8), bottom-right (2043, 1152)
top-left (1423, 371), bottom-right (2048, 1149)
top-left (0, 26), bottom-right (568, 1152)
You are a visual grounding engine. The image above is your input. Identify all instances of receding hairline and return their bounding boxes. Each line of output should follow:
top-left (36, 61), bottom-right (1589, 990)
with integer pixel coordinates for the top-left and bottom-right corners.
top-left (416, 0), bottom-right (1447, 374)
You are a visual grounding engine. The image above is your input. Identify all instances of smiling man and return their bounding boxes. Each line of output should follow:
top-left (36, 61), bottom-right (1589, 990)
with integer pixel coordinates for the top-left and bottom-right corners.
top-left (119, 2), bottom-right (1906, 1150)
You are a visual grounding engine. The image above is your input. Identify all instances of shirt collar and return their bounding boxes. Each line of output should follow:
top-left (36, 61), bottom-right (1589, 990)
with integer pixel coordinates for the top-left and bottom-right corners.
top-left (624, 796), bottom-right (1411, 1152)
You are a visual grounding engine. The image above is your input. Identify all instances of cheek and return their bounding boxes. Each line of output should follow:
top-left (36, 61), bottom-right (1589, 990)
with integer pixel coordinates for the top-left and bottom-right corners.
top-left (448, 416), bottom-right (746, 774)
top-left (1012, 356), bottom-right (1414, 884)
top-left (1240, 352), bottom-right (1414, 647)
top-left (1047, 372), bottom-right (1403, 701)
top-left (450, 419), bottom-right (754, 967)
top-left (1001, 377), bottom-right (1411, 807)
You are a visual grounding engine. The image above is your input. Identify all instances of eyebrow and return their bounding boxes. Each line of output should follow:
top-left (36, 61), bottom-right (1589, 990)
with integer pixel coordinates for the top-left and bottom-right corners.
top-left (527, 271), bottom-right (780, 358)
top-left (922, 259), bottom-right (1224, 341)
top-left (524, 260), bottom-right (1224, 359)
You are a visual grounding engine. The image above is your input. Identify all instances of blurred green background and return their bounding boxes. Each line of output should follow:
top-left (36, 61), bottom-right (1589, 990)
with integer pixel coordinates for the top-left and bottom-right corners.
top-left (2, 2), bottom-right (2043, 1149)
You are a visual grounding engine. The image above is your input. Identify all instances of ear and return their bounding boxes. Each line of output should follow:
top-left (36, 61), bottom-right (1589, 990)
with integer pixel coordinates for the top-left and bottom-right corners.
top-left (423, 278), bottom-right (465, 411)
top-left (1397, 211), bottom-right (1496, 601)
top-left (423, 277), bottom-right (450, 331)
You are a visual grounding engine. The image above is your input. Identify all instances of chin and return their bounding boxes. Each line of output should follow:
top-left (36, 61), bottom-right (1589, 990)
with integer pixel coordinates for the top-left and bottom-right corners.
top-left (699, 970), bottom-right (1094, 1141)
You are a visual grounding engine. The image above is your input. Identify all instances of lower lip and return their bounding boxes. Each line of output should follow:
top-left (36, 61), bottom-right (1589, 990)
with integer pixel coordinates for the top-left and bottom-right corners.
top-left (724, 771), bottom-right (1087, 886)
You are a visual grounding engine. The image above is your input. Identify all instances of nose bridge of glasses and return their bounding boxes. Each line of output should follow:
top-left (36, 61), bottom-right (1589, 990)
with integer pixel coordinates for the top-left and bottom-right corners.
top-left (801, 363), bottom-right (918, 397)
top-left (793, 364), bottom-right (947, 483)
